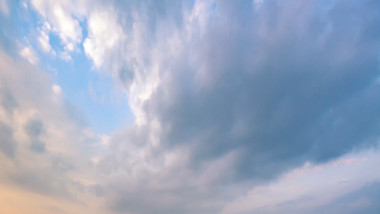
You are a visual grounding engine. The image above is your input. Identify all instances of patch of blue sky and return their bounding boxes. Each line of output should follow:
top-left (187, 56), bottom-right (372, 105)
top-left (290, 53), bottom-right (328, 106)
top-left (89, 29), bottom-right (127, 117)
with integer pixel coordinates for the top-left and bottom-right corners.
top-left (44, 48), bottom-right (134, 134)
top-left (2, 0), bottom-right (134, 134)
top-left (0, 1), bottom-right (35, 55)
top-left (210, 1), bottom-right (217, 11)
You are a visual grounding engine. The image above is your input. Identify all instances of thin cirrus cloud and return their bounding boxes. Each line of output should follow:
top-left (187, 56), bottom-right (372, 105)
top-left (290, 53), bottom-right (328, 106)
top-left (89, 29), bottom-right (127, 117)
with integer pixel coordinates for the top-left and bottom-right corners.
top-left (0, 0), bottom-right (380, 214)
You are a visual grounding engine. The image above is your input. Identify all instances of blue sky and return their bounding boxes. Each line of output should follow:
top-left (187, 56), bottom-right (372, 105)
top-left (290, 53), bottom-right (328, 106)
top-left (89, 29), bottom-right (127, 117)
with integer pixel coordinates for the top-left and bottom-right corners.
top-left (0, 0), bottom-right (380, 214)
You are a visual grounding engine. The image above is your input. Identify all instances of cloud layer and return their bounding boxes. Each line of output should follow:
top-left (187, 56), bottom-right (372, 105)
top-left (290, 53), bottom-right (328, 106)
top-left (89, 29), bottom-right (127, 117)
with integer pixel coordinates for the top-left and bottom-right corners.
top-left (87, 0), bottom-right (380, 213)
top-left (1, 0), bottom-right (380, 213)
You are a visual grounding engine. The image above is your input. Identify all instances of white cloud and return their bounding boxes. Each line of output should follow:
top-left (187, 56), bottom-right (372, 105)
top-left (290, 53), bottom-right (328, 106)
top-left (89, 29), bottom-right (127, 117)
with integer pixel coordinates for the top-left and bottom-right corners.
top-left (30, 0), bottom-right (86, 58)
top-left (49, 4), bottom-right (82, 51)
top-left (19, 46), bottom-right (39, 64)
top-left (83, 9), bottom-right (124, 68)
top-left (37, 29), bottom-right (55, 55)
top-left (59, 51), bottom-right (72, 62)
top-left (0, 45), bottom-right (106, 213)
top-left (0, 0), bottom-right (9, 16)
top-left (22, 1), bottom-right (28, 9)
top-left (52, 84), bottom-right (62, 95)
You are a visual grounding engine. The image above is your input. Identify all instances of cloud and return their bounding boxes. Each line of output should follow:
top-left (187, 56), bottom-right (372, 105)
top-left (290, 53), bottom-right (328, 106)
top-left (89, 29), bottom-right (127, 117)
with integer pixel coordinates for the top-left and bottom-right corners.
top-left (221, 149), bottom-right (380, 214)
top-left (19, 45), bottom-right (39, 64)
top-left (0, 121), bottom-right (16, 158)
top-left (0, 44), bottom-right (105, 208)
top-left (24, 118), bottom-right (44, 137)
top-left (83, 8), bottom-right (124, 69)
top-left (0, 0), bottom-right (9, 16)
top-left (85, 0), bottom-right (380, 212)
top-left (37, 25), bottom-right (55, 55)
top-left (312, 181), bottom-right (380, 214)
top-left (1, 0), bottom-right (380, 213)
top-left (0, 89), bottom-right (17, 113)
top-left (23, 118), bottom-right (46, 153)
top-left (52, 84), bottom-right (62, 96)
top-left (29, 0), bottom-right (89, 56)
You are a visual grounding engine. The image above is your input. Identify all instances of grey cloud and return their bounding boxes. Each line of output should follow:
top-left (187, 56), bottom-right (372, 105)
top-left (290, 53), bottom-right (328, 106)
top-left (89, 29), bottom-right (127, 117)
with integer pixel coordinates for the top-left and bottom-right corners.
top-left (98, 0), bottom-right (380, 213)
top-left (30, 139), bottom-right (46, 153)
top-left (146, 0), bottom-right (380, 178)
top-left (10, 168), bottom-right (83, 200)
top-left (311, 181), bottom-right (380, 214)
top-left (24, 118), bottom-right (46, 153)
top-left (0, 89), bottom-right (17, 113)
top-left (238, 181), bottom-right (380, 214)
top-left (24, 118), bottom-right (44, 138)
top-left (0, 120), bottom-right (16, 158)
top-left (110, 1), bottom-right (380, 179)
top-left (52, 156), bottom-right (75, 172)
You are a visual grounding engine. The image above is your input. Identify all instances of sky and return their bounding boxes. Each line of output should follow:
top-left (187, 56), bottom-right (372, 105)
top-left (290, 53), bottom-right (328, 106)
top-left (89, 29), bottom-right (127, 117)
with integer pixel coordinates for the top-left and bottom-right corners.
top-left (0, 0), bottom-right (380, 214)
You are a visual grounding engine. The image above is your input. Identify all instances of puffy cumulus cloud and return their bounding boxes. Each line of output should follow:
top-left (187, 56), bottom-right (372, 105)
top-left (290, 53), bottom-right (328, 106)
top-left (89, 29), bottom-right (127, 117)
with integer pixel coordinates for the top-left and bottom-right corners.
top-left (86, 0), bottom-right (380, 213)
top-left (0, 46), bottom-right (107, 213)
